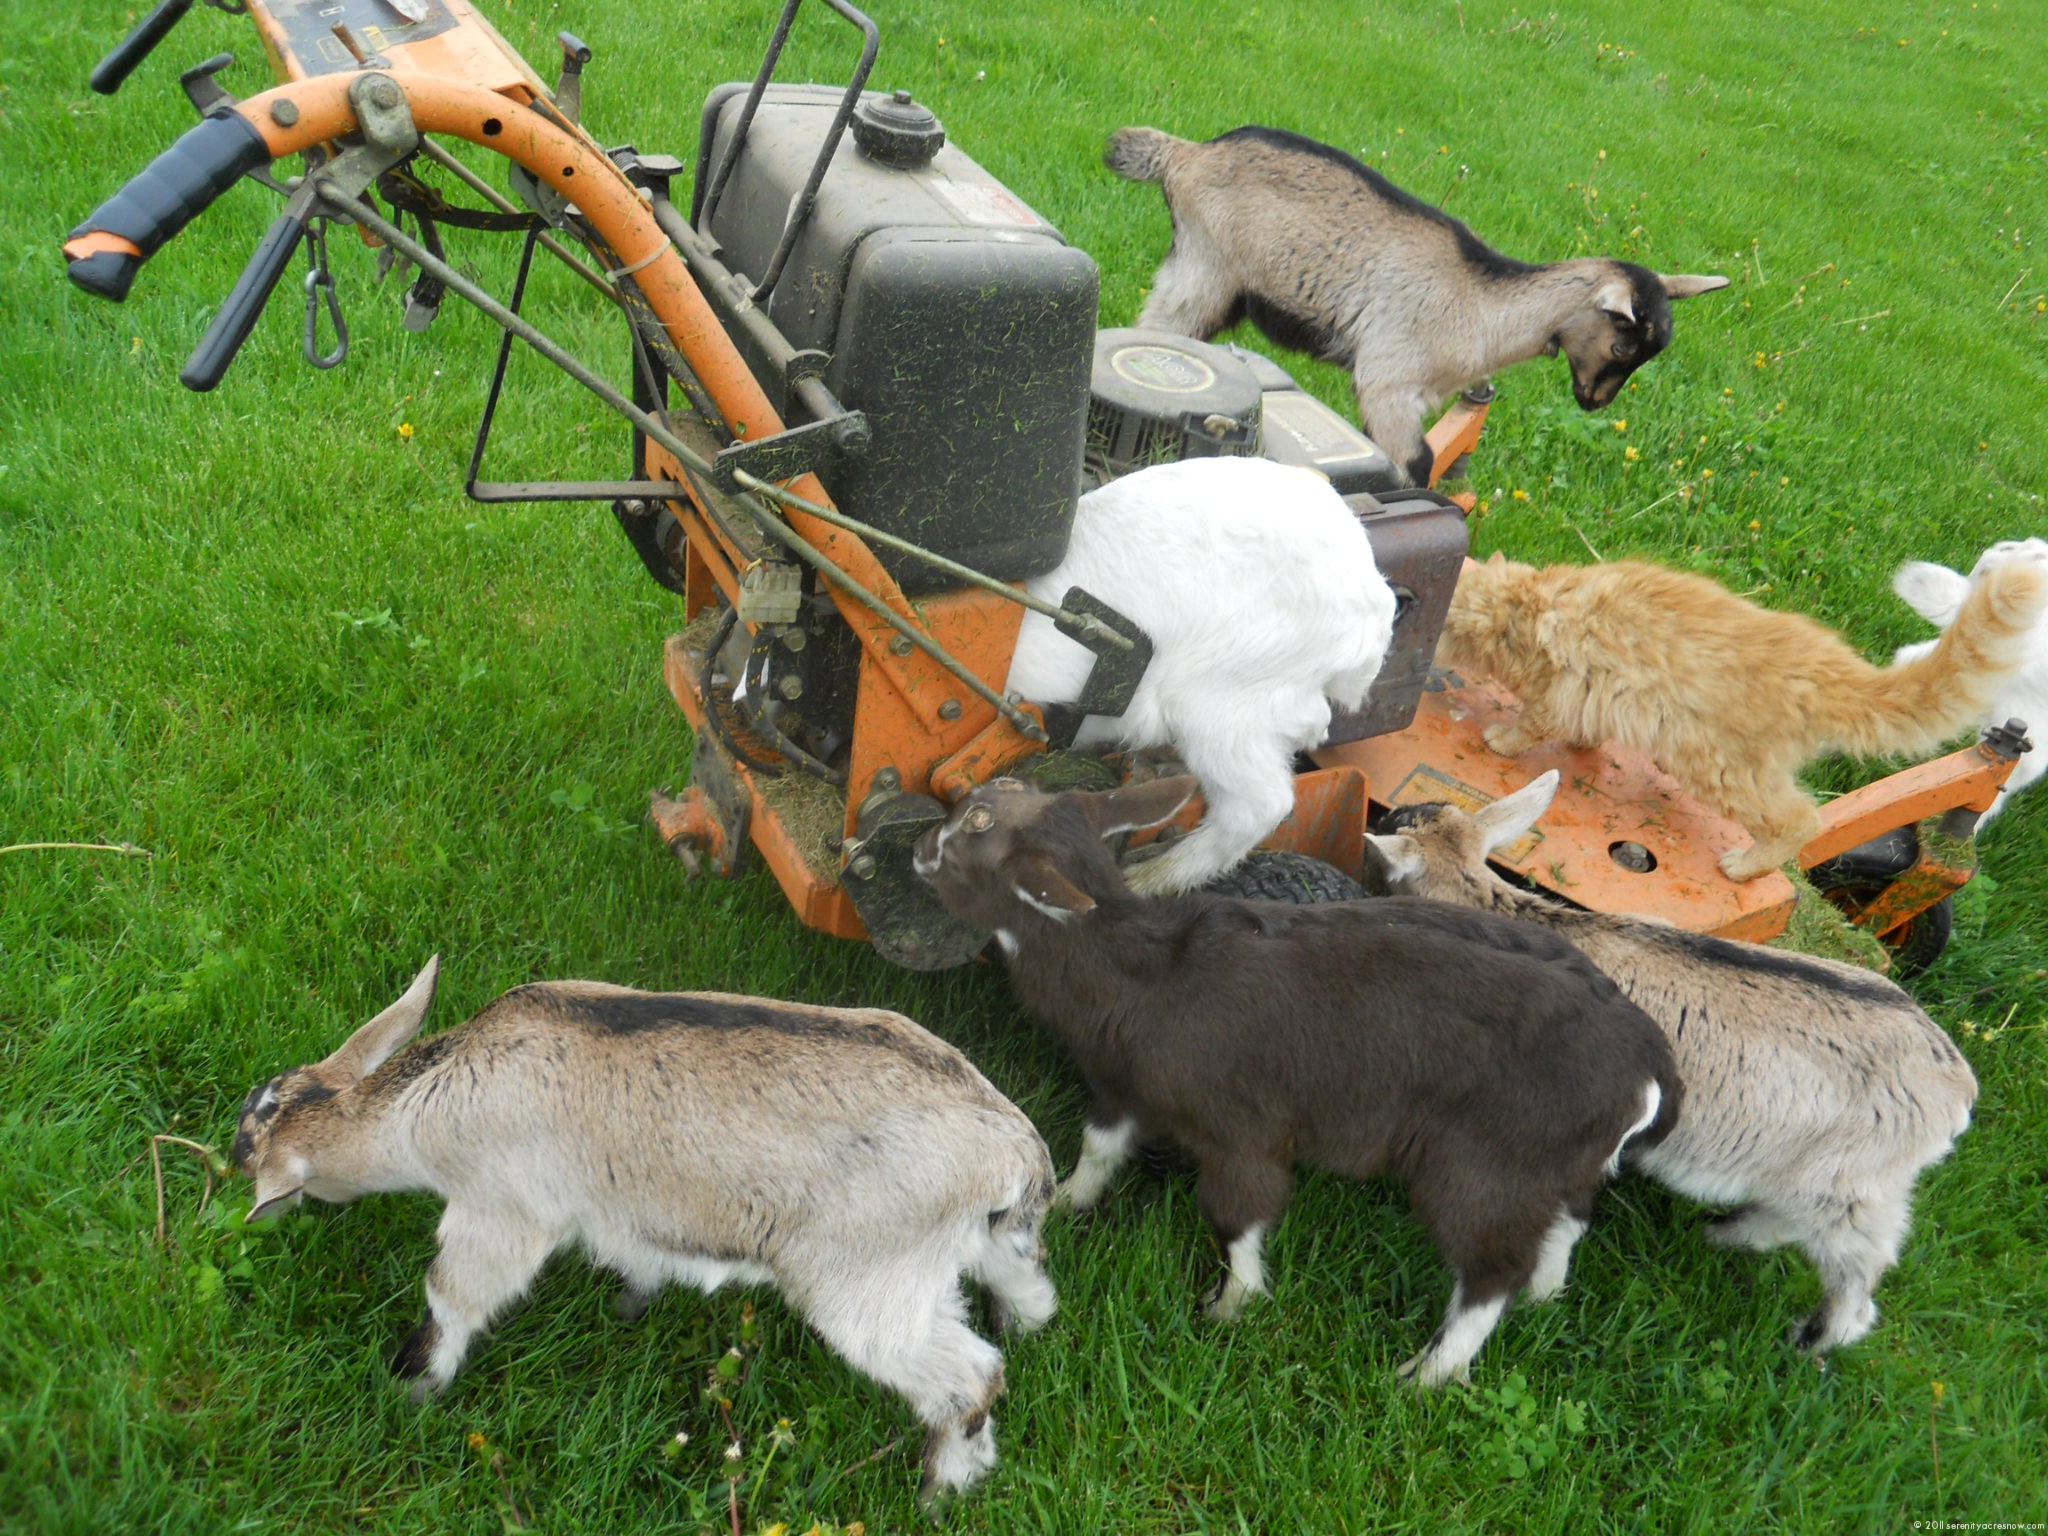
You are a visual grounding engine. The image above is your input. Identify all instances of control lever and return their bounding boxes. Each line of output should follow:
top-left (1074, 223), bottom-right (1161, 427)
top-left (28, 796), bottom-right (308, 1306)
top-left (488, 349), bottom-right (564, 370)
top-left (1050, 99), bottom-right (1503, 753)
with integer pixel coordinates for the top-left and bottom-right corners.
top-left (180, 176), bottom-right (319, 392)
top-left (90, 0), bottom-right (195, 95)
top-left (554, 32), bottom-right (593, 124)
top-left (174, 71), bottom-right (420, 389)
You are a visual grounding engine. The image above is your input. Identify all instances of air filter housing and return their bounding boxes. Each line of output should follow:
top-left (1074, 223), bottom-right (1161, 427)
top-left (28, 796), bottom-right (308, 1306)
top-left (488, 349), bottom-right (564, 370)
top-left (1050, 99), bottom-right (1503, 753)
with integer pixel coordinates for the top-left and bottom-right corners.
top-left (1086, 329), bottom-right (1263, 480)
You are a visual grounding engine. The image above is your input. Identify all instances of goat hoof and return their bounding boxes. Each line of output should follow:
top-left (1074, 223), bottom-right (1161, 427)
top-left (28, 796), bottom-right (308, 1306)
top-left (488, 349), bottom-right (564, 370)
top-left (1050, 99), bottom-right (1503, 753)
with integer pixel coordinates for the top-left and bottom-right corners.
top-left (1202, 1275), bottom-right (1259, 1322)
top-left (614, 1287), bottom-right (655, 1323)
top-left (406, 1375), bottom-right (445, 1406)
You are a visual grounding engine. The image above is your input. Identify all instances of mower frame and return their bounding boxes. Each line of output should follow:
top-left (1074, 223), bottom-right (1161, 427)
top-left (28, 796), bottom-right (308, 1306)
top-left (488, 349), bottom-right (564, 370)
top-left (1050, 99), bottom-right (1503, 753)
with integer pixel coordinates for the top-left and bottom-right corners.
top-left (64, 0), bottom-right (2024, 973)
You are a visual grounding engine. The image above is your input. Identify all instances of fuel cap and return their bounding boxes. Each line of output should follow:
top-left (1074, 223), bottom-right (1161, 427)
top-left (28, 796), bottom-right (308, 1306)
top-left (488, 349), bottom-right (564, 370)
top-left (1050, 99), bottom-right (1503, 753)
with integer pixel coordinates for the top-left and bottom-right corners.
top-left (852, 89), bottom-right (945, 168)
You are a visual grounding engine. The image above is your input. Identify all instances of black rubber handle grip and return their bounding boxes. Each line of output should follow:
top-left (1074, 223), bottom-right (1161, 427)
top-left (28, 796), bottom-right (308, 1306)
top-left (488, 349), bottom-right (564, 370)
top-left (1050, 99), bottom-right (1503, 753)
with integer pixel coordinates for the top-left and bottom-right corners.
top-left (90, 0), bottom-right (196, 94)
top-left (67, 111), bottom-right (272, 301)
top-left (180, 211), bottom-right (307, 392)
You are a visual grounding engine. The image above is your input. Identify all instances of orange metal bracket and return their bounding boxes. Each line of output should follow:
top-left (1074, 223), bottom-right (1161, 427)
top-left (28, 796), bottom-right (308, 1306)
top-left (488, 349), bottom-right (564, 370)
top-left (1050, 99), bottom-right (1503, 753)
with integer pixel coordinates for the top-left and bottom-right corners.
top-left (1799, 739), bottom-right (2020, 870)
top-left (1426, 392), bottom-right (1492, 488)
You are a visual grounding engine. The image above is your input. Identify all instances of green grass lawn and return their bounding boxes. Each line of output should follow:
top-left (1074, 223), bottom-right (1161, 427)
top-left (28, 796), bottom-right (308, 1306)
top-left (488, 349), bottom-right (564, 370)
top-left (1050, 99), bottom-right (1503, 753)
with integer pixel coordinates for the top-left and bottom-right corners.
top-left (4, 0), bottom-right (2045, 1530)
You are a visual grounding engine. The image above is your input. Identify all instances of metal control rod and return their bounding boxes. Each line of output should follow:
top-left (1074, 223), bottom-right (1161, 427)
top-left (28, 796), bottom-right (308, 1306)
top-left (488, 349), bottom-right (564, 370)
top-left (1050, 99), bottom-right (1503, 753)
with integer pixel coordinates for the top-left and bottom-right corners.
top-left (320, 182), bottom-right (1055, 741)
top-left (724, 469), bottom-right (1135, 652)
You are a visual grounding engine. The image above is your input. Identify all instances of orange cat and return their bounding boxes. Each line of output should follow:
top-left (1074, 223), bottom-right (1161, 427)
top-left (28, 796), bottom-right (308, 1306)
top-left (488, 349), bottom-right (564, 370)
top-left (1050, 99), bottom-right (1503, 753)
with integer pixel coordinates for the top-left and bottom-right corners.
top-left (1437, 551), bottom-right (2048, 879)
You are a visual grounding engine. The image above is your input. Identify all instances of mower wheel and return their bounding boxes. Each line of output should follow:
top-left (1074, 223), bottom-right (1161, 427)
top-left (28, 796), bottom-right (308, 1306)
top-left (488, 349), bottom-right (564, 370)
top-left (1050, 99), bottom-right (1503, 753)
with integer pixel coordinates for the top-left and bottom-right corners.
top-left (1808, 835), bottom-right (1955, 977)
top-left (1204, 851), bottom-right (1367, 904)
top-left (1814, 888), bottom-right (1955, 978)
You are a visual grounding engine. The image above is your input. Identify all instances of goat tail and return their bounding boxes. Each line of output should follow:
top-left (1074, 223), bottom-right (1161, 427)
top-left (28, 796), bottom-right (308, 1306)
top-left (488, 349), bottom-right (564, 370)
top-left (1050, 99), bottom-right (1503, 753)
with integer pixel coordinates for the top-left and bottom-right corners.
top-left (1838, 558), bottom-right (2047, 756)
top-left (1105, 126), bottom-right (1186, 184)
top-left (1611, 1068), bottom-right (1683, 1174)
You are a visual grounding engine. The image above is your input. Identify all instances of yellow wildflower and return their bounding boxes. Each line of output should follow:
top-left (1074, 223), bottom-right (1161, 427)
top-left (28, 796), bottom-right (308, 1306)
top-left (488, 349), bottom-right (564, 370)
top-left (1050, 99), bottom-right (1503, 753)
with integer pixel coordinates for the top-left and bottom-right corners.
top-left (1750, 520), bottom-right (1761, 531)
top-left (398, 422), bottom-right (415, 441)
top-left (1612, 418), bottom-right (1628, 431)
top-left (1511, 488), bottom-right (1530, 502)
top-left (1624, 446), bottom-right (1640, 462)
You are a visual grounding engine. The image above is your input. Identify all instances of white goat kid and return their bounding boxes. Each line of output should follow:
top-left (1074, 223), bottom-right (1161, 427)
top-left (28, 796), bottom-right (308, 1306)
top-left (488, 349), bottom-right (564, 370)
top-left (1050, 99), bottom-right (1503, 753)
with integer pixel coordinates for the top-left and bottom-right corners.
top-left (1893, 537), bottom-right (2048, 826)
top-left (231, 958), bottom-right (1057, 1504)
top-left (1005, 456), bottom-right (1396, 894)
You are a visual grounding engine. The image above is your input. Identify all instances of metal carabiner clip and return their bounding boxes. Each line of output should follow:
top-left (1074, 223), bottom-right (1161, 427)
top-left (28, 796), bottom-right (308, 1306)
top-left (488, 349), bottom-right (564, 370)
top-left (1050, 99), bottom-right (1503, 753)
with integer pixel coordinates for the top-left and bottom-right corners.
top-left (303, 220), bottom-right (348, 370)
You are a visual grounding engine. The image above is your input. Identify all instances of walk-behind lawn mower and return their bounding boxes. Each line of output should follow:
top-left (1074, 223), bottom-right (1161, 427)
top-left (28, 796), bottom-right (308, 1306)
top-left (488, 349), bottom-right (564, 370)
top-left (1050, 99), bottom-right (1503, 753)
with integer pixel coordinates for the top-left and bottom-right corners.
top-left (66, 0), bottom-right (2027, 975)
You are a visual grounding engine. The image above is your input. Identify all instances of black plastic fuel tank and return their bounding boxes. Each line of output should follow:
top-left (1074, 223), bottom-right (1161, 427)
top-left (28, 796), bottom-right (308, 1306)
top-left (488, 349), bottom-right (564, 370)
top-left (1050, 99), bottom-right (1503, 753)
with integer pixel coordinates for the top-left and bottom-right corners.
top-left (695, 84), bottom-right (1100, 593)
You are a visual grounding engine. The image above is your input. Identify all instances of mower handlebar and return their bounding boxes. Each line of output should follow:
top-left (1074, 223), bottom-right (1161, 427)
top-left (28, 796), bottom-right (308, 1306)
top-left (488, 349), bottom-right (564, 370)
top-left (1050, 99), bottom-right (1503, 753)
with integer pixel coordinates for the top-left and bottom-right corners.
top-left (180, 209), bottom-right (309, 392)
top-left (89, 0), bottom-right (196, 95)
top-left (65, 111), bottom-right (273, 302)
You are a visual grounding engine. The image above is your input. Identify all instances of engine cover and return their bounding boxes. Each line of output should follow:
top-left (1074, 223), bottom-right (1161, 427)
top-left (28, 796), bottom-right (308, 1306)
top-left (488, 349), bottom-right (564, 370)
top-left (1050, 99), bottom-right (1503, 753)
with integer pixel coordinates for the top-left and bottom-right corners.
top-left (696, 84), bottom-right (1099, 594)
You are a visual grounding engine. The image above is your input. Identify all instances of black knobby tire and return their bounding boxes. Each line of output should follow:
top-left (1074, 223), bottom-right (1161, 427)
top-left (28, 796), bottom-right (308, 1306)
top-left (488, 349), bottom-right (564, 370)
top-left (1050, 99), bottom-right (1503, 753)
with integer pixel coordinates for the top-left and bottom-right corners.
top-left (1202, 850), bottom-right (1367, 903)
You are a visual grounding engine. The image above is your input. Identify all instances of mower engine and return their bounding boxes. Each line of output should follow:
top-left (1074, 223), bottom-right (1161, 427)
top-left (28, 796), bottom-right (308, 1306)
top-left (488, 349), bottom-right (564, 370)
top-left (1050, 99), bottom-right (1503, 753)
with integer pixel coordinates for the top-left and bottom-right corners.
top-left (675, 86), bottom-right (1465, 767)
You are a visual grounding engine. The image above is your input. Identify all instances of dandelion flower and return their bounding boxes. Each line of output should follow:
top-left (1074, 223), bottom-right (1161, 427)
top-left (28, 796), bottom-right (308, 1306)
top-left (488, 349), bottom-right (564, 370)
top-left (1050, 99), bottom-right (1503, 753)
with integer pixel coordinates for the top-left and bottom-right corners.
top-left (398, 422), bottom-right (415, 441)
top-left (1702, 468), bottom-right (1714, 478)
top-left (1612, 418), bottom-right (1628, 431)
top-left (1624, 446), bottom-right (1640, 462)
top-left (468, 1432), bottom-right (487, 1451)
top-left (1932, 1381), bottom-right (1946, 1402)
top-left (1750, 519), bottom-right (1761, 531)
top-left (1511, 488), bottom-right (1530, 501)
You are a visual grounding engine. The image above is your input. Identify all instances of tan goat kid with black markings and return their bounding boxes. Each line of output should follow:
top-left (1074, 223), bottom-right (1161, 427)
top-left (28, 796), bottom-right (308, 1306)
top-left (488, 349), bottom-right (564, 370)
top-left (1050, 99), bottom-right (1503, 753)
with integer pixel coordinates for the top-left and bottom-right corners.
top-left (1366, 771), bottom-right (1979, 1353)
top-left (231, 958), bottom-right (1058, 1504)
top-left (1106, 125), bottom-right (1729, 488)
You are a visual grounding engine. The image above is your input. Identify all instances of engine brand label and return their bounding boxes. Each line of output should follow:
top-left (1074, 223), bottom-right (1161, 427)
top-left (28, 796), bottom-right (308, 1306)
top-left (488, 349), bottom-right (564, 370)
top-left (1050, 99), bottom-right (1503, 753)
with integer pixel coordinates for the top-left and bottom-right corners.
top-left (1108, 345), bottom-right (1216, 393)
top-left (926, 178), bottom-right (1043, 230)
top-left (1262, 390), bottom-right (1391, 467)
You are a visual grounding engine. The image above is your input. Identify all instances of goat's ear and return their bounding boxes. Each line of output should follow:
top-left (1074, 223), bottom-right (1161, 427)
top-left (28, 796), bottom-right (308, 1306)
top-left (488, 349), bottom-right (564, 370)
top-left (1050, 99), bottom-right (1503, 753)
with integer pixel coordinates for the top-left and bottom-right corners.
top-left (1476, 770), bottom-right (1559, 853)
top-left (1080, 776), bottom-right (1199, 839)
top-left (1658, 272), bottom-right (1731, 301)
top-left (317, 955), bottom-right (440, 1084)
top-left (1008, 854), bottom-right (1097, 919)
top-left (1892, 561), bottom-right (1970, 628)
top-left (1363, 833), bottom-right (1424, 890)
top-left (1593, 276), bottom-right (1636, 323)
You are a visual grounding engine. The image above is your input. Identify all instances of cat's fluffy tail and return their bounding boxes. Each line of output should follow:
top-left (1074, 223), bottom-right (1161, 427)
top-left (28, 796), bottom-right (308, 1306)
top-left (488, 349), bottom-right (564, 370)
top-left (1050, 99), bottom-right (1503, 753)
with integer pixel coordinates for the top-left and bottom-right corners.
top-left (1838, 558), bottom-right (2048, 756)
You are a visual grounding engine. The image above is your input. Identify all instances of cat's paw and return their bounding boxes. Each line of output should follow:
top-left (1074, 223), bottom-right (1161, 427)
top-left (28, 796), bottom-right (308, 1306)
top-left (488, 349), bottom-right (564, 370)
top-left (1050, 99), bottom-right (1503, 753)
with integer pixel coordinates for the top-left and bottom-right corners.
top-left (1483, 720), bottom-right (1543, 756)
top-left (1718, 844), bottom-right (1777, 881)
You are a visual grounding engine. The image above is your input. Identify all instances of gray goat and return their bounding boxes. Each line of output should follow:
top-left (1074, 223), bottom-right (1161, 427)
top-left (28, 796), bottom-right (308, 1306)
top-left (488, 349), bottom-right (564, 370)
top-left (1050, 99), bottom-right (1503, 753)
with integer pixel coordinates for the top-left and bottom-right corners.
top-left (1107, 124), bottom-right (1729, 486)
top-left (914, 777), bottom-right (1680, 1387)
top-left (1366, 771), bottom-right (1979, 1353)
top-left (231, 958), bottom-right (1057, 1502)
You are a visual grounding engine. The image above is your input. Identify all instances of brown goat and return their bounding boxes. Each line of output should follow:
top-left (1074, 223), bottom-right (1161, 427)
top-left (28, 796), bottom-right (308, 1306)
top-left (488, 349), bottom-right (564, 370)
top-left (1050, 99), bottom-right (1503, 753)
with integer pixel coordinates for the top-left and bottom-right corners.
top-left (914, 777), bottom-right (1682, 1386)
